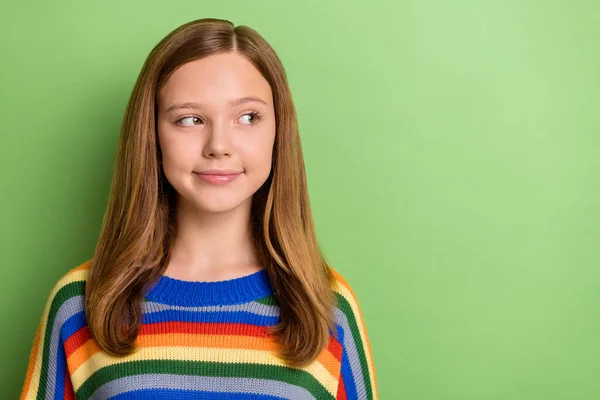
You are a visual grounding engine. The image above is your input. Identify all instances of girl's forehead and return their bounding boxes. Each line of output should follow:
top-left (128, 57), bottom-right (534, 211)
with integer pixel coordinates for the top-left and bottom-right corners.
top-left (165, 54), bottom-right (265, 87)
top-left (158, 56), bottom-right (273, 111)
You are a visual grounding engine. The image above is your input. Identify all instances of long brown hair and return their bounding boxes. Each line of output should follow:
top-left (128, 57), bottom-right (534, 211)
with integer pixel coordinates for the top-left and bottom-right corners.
top-left (84, 17), bottom-right (337, 368)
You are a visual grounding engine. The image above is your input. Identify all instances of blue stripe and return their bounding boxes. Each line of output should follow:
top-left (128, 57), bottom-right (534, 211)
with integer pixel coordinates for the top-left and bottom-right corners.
top-left (142, 309), bottom-right (279, 326)
top-left (62, 310), bottom-right (86, 338)
top-left (340, 337), bottom-right (359, 399)
top-left (53, 336), bottom-right (68, 399)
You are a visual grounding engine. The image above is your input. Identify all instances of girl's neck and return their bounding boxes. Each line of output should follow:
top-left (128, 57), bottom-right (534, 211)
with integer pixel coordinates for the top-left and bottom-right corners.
top-left (170, 195), bottom-right (259, 280)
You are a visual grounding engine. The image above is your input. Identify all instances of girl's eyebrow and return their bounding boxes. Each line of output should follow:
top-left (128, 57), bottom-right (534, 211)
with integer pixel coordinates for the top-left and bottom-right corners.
top-left (165, 96), bottom-right (268, 113)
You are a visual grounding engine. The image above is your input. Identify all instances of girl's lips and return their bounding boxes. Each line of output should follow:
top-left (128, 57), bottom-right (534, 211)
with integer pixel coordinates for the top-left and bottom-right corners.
top-left (193, 172), bottom-right (241, 184)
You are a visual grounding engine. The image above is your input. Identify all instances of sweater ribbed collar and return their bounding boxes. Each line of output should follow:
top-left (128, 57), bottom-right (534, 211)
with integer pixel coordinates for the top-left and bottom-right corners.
top-left (144, 268), bottom-right (274, 307)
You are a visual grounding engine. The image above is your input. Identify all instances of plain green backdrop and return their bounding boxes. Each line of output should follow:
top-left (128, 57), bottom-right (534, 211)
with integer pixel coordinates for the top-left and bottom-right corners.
top-left (1, 1), bottom-right (599, 399)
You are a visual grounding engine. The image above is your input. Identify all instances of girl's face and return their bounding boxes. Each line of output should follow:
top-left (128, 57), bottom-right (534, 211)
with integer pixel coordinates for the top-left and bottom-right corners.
top-left (156, 52), bottom-right (276, 214)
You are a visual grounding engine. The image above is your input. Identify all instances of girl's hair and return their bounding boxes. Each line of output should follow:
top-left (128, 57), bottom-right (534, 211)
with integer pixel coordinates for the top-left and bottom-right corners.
top-left (84, 17), bottom-right (337, 368)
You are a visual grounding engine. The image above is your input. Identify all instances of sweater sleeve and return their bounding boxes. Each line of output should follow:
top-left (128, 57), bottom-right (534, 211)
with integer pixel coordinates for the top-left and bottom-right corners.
top-left (332, 269), bottom-right (378, 400)
top-left (20, 278), bottom-right (76, 399)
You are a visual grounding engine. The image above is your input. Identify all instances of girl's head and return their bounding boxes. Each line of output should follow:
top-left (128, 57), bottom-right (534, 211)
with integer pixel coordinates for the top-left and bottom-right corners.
top-left (86, 18), bottom-right (337, 368)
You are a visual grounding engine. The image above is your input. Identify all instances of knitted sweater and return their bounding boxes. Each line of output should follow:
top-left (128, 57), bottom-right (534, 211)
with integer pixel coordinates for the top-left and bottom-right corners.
top-left (20, 260), bottom-right (378, 399)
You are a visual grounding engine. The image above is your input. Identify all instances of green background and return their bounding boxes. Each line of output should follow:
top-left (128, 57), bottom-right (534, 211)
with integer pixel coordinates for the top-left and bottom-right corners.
top-left (2, 1), bottom-right (599, 399)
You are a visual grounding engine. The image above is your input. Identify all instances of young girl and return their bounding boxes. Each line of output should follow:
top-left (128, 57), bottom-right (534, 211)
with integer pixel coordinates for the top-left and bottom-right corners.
top-left (21, 17), bottom-right (378, 400)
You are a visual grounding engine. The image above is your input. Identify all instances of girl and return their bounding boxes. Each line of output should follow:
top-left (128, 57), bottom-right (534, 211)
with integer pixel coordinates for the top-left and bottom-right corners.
top-left (21, 17), bottom-right (377, 400)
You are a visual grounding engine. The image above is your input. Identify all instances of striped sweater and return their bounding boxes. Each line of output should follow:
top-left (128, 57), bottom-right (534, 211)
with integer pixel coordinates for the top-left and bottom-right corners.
top-left (20, 260), bottom-right (378, 399)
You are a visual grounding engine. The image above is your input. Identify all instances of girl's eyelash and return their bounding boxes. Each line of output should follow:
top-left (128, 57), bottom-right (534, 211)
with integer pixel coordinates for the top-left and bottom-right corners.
top-left (241, 111), bottom-right (263, 123)
top-left (174, 115), bottom-right (201, 125)
top-left (249, 111), bottom-right (263, 120)
top-left (174, 111), bottom-right (263, 126)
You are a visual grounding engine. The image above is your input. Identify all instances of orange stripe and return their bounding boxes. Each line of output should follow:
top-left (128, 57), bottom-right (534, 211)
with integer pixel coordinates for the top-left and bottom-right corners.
top-left (141, 332), bottom-right (340, 375)
top-left (67, 330), bottom-right (342, 378)
top-left (20, 320), bottom-right (42, 399)
top-left (138, 332), bottom-right (277, 350)
top-left (73, 259), bottom-right (91, 271)
top-left (317, 352), bottom-right (340, 377)
top-left (68, 334), bottom-right (102, 372)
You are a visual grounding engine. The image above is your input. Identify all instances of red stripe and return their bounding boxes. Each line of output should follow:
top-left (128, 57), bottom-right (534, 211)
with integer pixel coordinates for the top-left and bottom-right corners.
top-left (64, 326), bottom-right (92, 358)
top-left (64, 366), bottom-right (75, 399)
top-left (63, 321), bottom-right (275, 358)
top-left (336, 375), bottom-right (347, 400)
top-left (139, 321), bottom-right (273, 337)
top-left (327, 334), bottom-right (343, 362)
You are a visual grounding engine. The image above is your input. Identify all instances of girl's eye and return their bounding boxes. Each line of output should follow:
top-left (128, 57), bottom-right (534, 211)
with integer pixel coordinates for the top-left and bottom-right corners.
top-left (239, 112), bottom-right (262, 125)
top-left (174, 112), bottom-right (262, 127)
top-left (175, 116), bottom-right (202, 127)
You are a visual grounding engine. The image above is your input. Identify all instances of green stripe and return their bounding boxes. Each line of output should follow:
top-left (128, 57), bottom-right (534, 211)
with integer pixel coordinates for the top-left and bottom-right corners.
top-left (76, 359), bottom-right (334, 399)
top-left (335, 292), bottom-right (373, 400)
top-left (37, 280), bottom-right (86, 400)
top-left (255, 294), bottom-right (279, 305)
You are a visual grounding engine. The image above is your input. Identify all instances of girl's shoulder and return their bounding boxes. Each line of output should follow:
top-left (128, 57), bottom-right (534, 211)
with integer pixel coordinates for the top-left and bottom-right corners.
top-left (50, 259), bottom-right (90, 295)
top-left (329, 265), bottom-right (363, 308)
top-left (328, 266), bottom-right (371, 326)
top-left (328, 266), bottom-right (378, 398)
top-left (38, 260), bottom-right (90, 321)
